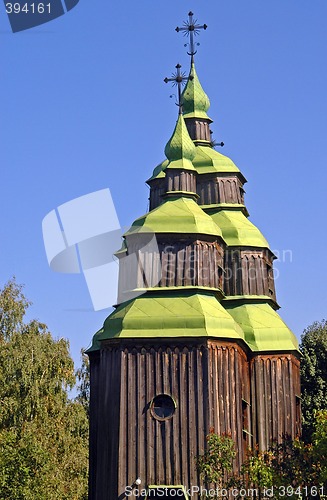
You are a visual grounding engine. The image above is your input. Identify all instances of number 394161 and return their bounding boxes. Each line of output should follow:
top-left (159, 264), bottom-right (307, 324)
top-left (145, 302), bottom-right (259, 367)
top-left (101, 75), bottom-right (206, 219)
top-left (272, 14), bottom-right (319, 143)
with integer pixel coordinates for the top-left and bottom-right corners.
top-left (6, 3), bottom-right (51, 14)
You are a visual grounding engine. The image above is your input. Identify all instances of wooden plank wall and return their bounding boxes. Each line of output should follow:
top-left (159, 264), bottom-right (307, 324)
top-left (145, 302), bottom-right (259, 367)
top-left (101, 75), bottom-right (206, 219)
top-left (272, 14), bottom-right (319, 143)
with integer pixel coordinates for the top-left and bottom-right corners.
top-left (149, 180), bottom-right (166, 211)
top-left (116, 341), bottom-right (209, 496)
top-left (118, 238), bottom-right (224, 297)
top-left (166, 171), bottom-right (196, 194)
top-left (250, 354), bottom-right (301, 450)
top-left (148, 173), bottom-right (245, 210)
top-left (197, 175), bottom-right (244, 206)
top-left (90, 346), bottom-right (122, 500)
top-left (207, 341), bottom-right (251, 471)
top-left (89, 340), bottom-right (250, 499)
top-left (185, 119), bottom-right (211, 142)
top-left (88, 352), bottom-right (100, 500)
top-left (224, 249), bottom-right (276, 302)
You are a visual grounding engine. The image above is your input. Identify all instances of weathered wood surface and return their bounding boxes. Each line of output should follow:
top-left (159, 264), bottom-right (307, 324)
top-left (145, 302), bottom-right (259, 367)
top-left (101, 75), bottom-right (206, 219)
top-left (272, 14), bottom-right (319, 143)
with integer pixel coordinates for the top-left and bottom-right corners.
top-left (148, 173), bottom-right (245, 210)
top-left (89, 340), bottom-right (253, 499)
top-left (197, 175), bottom-right (244, 206)
top-left (118, 238), bottom-right (225, 301)
top-left (250, 354), bottom-right (301, 450)
top-left (224, 248), bottom-right (276, 301)
top-left (165, 170), bottom-right (197, 194)
top-left (185, 118), bottom-right (211, 143)
top-left (118, 240), bottom-right (276, 304)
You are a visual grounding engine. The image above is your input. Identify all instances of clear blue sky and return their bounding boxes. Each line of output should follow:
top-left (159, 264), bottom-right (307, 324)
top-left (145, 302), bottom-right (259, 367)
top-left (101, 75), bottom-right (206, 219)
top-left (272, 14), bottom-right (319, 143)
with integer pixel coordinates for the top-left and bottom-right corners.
top-left (1, 0), bottom-right (327, 369)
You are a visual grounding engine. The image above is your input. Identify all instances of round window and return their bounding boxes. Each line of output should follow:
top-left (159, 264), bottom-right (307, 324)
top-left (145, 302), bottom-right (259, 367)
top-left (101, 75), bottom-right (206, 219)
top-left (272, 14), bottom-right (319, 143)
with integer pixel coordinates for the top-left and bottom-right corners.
top-left (150, 394), bottom-right (176, 420)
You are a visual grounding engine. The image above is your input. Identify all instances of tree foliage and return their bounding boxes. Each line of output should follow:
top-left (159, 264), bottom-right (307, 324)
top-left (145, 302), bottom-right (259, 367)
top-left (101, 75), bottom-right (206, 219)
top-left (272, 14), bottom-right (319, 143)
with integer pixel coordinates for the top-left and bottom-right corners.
top-left (313, 410), bottom-right (327, 485)
top-left (196, 430), bottom-right (236, 487)
top-left (300, 319), bottom-right (327, 442)
top-left (196, 412), bottom-right (327, 498)
top-left (0, 279), bottom-right (88, 499)
top-left (75, 349), bottom-right (90, 417)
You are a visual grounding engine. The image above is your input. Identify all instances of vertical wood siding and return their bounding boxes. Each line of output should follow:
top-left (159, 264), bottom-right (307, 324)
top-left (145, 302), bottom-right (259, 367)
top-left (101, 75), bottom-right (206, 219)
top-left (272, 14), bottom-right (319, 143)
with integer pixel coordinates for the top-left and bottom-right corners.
top-left (118, 238), bottom-right (225, 301)
top-left (89, 340), bottom-right (252, 499)
top-left (148, 173), bottom-right (245, 211)
top-left (165, 171), bottom-right (197, 194)
top-left (88, 352), bottom-right (100, 500)
top-left (197, 175), bottom-right (244, 206)
top-left (207, 342), bottom-right (250, 471)
top-left (250, 354), bottom-right (301, 450)
top-left (224, 249), bottom-right (276, 301)
top-left (185, 119), bottom-right (211, 142)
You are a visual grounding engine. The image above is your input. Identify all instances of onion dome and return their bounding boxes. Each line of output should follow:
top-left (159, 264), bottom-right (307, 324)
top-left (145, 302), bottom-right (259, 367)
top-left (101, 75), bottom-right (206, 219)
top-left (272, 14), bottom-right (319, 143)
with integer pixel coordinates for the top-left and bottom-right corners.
top-left (182, 63), bottom-right (211, 121)
top-left (164, 114), bottom-right (196, 171)
top-left (127, 111), bottom-right (223, 238)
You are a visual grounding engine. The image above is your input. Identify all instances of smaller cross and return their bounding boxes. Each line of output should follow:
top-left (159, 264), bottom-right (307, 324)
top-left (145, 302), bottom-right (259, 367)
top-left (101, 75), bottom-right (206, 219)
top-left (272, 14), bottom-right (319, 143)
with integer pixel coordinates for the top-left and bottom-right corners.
top-left (210, 129), bottom-right (224, 148)
top-left (175, 11), bottom-right (207, 62)
top-left (164, 64), bottom-right (193, 114)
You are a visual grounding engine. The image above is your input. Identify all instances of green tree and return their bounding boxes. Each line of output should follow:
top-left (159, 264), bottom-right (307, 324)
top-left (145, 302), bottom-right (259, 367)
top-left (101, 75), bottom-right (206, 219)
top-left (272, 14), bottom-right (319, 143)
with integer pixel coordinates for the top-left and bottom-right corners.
top-left (75, 349), bottom-right (90, 417)
top-left (196, 430), bottom-right (236, 493)
top-left (0, 279), bottom-right (88, 499)
top-left (300, 320), bottom-right (327, 442)
top-left (240, 448), bottom-right (274, 491)
top-left (312, 410), bottom-right (327, 486)
top-left (197, 419), bottom-right (327, 497)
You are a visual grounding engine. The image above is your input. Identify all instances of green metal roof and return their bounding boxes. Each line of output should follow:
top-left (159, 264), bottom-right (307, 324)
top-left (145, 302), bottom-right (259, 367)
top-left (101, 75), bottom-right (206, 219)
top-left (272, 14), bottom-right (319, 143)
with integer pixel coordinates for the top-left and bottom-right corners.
top-left (149, 159), bottom-right (168, 180)
top-left (207, 209), bottom-right (269, 248)
top-left (164, 114), bottom-right (196, 171)
top-left (223, 295), bottom-right (279, 310)
top-left (224, 302), bottom-right (299, 352)
top-left (192, 145), bottom-right (243, 176)
top-left (87, 292), bottom-right (246, 349)
top-left (182, 63), bottom-right (211, 120)
top-left (124, 196), bottom-right (223, 238)
top-left (148, 146), bottom-right (243, 182)
top-left (200, 203), bottom-right (249, 217)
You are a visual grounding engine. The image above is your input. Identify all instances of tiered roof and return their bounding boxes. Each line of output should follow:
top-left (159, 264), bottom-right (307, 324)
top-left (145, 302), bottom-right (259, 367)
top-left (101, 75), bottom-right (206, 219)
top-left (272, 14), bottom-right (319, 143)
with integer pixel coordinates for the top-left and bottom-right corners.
top-left (88, 16), bottom-right (298, 354)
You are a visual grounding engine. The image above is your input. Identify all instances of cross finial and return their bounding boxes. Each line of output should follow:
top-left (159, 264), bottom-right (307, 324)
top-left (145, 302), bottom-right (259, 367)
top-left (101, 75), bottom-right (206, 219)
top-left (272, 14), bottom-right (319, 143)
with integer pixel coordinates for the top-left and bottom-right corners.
top-left (175, 11), bottom-right (207, 63)
top-left (164, 64), bottom-right (193, 114)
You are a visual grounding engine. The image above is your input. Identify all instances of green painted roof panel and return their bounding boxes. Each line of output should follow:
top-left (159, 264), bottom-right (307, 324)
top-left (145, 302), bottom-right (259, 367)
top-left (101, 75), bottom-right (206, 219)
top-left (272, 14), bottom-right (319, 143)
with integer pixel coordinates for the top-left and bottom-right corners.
top-left (90, 293), bottom-right (246, 345)
top-left (225, 302), bottom-right (299, 352)
top-left (192, 146), bottom-right (242, 174)
top-left (164, 114), bottom-right (196, 169)
top-left (182, 63), bottom-right (211, 120)
top-left (148, 146), bottom-right (243, 182)
top-left (208, 209), bottom-right (269, 248)
top-left (124, 196), bottom-right (223, 237)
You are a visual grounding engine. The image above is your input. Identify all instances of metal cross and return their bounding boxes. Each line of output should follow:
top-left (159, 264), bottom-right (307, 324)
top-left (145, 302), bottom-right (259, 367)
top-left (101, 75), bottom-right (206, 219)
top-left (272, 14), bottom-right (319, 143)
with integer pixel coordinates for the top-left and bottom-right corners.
top-left (175, 11), bottom-right (207, 62)
top-left (210, 129), bottom-right (224, 148)
top-left (164, 64), bottom-right (192, 114)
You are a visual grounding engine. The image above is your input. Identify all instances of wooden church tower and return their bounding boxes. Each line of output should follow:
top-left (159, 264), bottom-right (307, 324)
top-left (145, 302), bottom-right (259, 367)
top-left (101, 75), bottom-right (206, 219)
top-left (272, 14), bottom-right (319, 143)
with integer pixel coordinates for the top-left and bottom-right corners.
top-left (87, 13), bottom-right (301, 499)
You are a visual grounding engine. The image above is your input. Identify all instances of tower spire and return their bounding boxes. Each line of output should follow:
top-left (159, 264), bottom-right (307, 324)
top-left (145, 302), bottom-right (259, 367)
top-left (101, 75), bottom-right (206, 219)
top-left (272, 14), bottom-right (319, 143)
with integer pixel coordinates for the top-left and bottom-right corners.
top-left (175, 11), bottom-right (207, 63)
